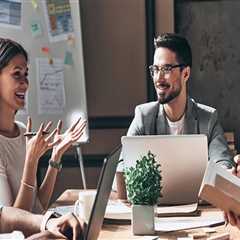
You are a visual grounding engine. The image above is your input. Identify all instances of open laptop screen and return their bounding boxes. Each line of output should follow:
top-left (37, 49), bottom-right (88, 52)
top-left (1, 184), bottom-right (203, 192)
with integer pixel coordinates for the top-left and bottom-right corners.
top-left (85, 145), bottom-right (121, 240)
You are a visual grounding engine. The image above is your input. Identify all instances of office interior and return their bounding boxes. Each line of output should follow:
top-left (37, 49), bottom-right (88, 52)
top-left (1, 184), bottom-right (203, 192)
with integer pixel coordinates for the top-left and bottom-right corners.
top-left (38, 0), bottom-right (240, 203)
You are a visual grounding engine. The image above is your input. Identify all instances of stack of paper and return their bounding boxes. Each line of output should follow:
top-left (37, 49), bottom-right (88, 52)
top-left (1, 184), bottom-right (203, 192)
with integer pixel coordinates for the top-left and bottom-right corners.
top-left (155, 211), bottom-right (224, 232)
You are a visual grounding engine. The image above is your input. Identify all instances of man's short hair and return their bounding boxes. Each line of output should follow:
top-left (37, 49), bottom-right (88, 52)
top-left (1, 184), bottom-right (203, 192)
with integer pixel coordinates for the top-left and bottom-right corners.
top-left (154, 33), bottom-right (192, 68)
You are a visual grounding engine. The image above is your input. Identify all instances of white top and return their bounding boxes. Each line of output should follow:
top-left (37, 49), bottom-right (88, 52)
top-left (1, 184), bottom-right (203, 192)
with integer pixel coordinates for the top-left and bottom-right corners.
top-left (0, 121), bottom-right (44, 213)
top-left (116, 115), bottom-right (186, 173)
top-left (166, 114), bottom-right (185, 135)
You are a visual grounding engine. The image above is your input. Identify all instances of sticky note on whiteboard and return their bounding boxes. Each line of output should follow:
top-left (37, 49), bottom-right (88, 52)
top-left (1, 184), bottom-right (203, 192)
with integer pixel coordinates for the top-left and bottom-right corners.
top-left (30, 20), bottom-right (42, 37)
top-left (64, 51), bottom-right (73, 66)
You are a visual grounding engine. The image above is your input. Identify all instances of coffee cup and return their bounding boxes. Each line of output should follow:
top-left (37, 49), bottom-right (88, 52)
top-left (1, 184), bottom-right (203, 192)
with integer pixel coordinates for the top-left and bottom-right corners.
top-left (74, 190), bottom-right (96, 222)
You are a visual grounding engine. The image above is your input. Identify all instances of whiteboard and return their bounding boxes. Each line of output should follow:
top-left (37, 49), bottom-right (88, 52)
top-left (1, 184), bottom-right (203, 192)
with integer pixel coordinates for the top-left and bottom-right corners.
top-left (0, 0), bottom-right (88, 142)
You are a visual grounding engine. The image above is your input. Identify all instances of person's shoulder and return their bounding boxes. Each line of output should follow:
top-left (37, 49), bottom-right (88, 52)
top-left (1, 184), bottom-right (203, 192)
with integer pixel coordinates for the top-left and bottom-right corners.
top-left (136, 101), bottom-right (159, 113)
top-left (191, 98), bottom-right (216, 114)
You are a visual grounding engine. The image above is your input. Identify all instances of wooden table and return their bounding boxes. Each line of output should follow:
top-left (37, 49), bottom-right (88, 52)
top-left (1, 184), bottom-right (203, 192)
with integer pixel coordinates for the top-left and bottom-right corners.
top-left (53, 189), bottom-right (240, 240)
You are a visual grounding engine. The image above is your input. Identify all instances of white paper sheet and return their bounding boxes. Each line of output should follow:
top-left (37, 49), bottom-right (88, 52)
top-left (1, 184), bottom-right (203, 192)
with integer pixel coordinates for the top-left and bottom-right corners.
top-left (0, 0), bottom-right (22, 28)
top-left (155, 211), bottom-right (224, 232)
top-left (105, 200), bottom-right (131, 219)
top-left (36, 58), bottom-right (66, 114)
top-left (156, 203), bottom-right (198, 215)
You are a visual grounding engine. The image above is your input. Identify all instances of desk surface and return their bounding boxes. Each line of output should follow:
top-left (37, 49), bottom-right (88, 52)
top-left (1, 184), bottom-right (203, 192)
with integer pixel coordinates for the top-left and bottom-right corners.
top-left (53, 189), bottom-right (240, 240)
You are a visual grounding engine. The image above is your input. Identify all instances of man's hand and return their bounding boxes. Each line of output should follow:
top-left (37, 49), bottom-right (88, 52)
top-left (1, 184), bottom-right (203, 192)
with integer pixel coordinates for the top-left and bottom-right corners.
top-left (233, 155), bottom-right (240, 177)
top-left (46, 213), bottom-right (83, 240)
top-left (224, 211), bottom-right (240, 229)
top-left (224, 155), bottom-right (240, 229)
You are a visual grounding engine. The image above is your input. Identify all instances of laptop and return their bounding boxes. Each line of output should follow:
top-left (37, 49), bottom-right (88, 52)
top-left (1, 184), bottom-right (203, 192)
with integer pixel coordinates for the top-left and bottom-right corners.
top-left (83, 145), bottom-right (121, 240)
top-left (121, 135), bottom-right (208, 205)
top-left (54, 145), bottom-right (121, 240)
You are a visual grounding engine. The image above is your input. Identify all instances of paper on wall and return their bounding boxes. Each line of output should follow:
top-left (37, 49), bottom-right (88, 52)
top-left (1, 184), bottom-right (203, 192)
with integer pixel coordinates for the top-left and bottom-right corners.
top-left (42, 0), bottom-right (74, 42)
top-left (0, 0), bottom-right (22, 28)
top-left (36, 57), bottom-right (66, 114)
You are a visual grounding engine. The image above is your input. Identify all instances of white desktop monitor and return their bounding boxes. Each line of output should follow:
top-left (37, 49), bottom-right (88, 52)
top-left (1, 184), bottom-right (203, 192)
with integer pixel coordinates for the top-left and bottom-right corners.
top-left (121, 135), bottom-right (208, 205)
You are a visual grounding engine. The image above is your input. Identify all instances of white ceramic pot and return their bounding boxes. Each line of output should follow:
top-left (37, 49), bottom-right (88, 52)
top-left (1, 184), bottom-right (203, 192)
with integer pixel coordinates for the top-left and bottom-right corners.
top-left (131, 204), bottom-right (155, 235)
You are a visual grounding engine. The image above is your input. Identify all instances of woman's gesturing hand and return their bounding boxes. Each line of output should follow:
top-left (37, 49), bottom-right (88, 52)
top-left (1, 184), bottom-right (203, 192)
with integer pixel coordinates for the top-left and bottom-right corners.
top-left (25, 117), bottom-right (60, 164)
top-left (51, 118), bottom-right (86, 161)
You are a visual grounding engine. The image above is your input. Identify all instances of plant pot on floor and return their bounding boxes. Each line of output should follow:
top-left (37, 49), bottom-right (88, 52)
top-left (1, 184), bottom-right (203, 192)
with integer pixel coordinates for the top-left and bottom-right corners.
top-left (132, 204), bottom-right (155, 235)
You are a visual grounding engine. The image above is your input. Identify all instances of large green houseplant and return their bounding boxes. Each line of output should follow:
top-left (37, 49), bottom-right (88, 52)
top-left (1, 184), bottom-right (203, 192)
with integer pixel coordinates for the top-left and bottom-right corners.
top-left (124, 151), bottom-right (162, 235)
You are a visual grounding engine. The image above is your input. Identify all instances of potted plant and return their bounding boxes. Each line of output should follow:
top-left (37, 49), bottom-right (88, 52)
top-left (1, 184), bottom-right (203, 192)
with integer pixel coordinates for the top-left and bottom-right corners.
top-left (124, 151), bottom-right (162, 235)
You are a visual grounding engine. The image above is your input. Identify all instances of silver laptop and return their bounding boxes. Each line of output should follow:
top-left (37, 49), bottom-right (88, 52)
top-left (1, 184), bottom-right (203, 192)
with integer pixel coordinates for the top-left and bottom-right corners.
top-left (121, 135), bottom-right (208, 205)
top-left (82, 145), bottom-right (121, 240)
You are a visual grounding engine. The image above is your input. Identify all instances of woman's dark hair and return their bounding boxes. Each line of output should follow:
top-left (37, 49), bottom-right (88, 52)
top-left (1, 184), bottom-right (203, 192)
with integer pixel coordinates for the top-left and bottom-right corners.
top-left (154, 33), bottom-right (192, 68)
top-left (0, 38), bottom-right (28, 71)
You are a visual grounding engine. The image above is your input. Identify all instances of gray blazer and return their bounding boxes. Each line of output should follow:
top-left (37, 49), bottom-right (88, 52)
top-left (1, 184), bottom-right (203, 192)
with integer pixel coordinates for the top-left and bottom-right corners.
top-left (126, 97), bottom-right (232, 168)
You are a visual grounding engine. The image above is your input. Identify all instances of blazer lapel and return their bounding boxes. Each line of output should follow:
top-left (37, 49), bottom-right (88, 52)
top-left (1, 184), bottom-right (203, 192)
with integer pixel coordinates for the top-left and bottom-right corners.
top-left (156, 104), bottom-right (168, 134)
top-left (184, 98), bottom-right (198, 134)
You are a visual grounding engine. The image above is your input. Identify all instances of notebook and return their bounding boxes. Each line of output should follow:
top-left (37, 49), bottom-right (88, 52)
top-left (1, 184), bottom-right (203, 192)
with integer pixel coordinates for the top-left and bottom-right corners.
top-left (121, 135), bottom-right (208, 205)
top-left (54, 145), bottom-right (121, 240)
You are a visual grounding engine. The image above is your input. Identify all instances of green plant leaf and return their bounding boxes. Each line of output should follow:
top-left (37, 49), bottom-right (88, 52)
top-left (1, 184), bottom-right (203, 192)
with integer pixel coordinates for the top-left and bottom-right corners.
top-left (124, 151), bottom-right (162, 205)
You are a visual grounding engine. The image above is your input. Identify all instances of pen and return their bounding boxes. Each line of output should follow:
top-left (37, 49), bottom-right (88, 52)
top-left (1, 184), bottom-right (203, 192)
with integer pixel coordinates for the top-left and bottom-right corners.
top-left (24, 131), bottom-right (50, 137)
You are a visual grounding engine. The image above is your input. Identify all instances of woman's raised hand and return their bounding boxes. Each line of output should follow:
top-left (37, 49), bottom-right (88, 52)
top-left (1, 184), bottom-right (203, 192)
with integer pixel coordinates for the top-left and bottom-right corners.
top-left (51, 118), bottom-right (86, 161)
top-left (25, 117), bottom-right (60, 164)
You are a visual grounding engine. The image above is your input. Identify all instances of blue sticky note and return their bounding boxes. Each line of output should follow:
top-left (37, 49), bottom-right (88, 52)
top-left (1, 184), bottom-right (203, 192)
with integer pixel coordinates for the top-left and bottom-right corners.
top-left (64, 51), bottom-right (74, 66)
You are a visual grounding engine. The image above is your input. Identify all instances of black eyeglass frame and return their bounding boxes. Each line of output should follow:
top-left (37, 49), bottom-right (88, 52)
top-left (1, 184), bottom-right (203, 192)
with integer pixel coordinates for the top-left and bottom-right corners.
top-left (148, 64), bottom-right (186, 78)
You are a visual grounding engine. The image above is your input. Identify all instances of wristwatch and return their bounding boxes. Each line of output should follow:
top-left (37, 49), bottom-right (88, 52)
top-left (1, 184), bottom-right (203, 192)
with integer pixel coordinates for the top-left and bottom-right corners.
top-left (40, 210), bottom-right (62, 231)
top-left (49, 159), bottom-right (62, 171)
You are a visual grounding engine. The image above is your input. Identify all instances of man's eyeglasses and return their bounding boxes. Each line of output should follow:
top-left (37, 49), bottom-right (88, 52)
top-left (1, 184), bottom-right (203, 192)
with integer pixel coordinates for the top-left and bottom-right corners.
top-left (149, 64), bottom-right (186, 78)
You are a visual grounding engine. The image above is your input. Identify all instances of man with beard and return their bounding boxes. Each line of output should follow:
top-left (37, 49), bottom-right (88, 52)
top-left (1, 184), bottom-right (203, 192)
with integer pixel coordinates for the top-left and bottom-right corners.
top-left (115, 33), bottom-right (232, 199)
